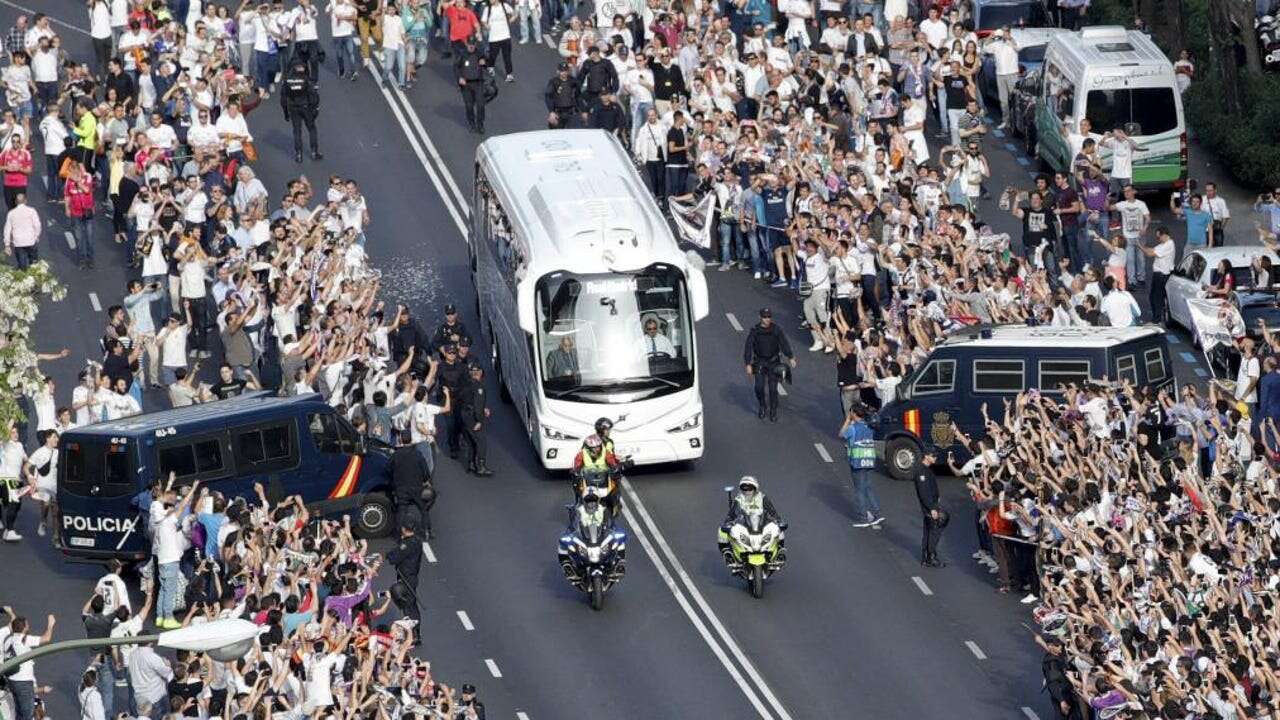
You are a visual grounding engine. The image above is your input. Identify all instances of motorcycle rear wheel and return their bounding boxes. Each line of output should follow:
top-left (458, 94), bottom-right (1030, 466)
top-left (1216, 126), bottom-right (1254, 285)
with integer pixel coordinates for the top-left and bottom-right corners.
top-left (590, 575), bottom-right (605, 611)
top-left (749, 565), bottom-right (764, 599)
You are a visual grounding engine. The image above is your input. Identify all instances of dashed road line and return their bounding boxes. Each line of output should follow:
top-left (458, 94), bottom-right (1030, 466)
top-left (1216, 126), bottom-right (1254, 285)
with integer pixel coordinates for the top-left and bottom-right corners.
top-left (1179, 351), bottom-right (1197, 363)
top-left (88, 292), bottom-right (101, 312)
top-left (725, 312), bottom-right (743, 332)
top-left (965, 640), bottom-right (987, 660)
top-left (813, 443), bottom-right (833, 463)
top-left (1021, 707), bottom-right (1042, 720)
top-left (485, 658), bottom-right (503, 678)
top-left (992, 128), bottom-right (1005, 138)
top-left (517, 713), bottom-right (531, 720)
top-left (1016, 156), bottom-right (1030, 167)
top-left (456, 610), bottom-right (474, 631)
top-left (64, 231), bottom-right (76, 249)
top-left (421, 541), bottom-right (437, 563)
top-left (543, 36), bottom-right (556, 49)
top-left (1168, 334), bottom-right (1183, 344)
top-left (911, 576), bottom-right (933, 596)
top-left (1003, 142), bottom-right (1018, 152)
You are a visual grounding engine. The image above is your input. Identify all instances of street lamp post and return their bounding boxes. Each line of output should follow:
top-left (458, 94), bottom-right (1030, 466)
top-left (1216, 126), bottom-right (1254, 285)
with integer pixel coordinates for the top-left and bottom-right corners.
top-left (0, 619), bottom-right (262, 679)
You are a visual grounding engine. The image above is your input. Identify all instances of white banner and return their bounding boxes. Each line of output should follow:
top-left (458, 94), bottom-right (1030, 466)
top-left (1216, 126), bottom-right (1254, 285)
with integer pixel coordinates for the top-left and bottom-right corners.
top-left (667, 194), bottom-right (715, 249)
top-left (1186, 298), bottom-right (1244, 353)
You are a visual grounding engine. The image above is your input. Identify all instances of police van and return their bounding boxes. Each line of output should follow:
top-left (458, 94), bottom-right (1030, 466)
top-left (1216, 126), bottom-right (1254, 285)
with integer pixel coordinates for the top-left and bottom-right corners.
top-left (56, 392), bottom-right (396, 561)
top-left (872, 324), bottom-right (1174, 480)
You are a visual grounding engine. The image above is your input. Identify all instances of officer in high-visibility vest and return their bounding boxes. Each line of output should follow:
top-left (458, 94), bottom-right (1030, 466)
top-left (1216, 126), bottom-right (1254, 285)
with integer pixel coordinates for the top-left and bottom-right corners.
top-left (718, 476), bottom-right (783, 564)
top-left (840, 403), bottom-right (884, 529)
top-left (573, 433), bottom-right (619, 473)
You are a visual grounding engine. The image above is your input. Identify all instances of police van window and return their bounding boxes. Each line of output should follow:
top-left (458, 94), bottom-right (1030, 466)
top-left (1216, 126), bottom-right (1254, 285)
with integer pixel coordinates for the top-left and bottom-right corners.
top-left (913, 359), bottom-right (956, 395)
top-left (1144, 348), bottom-right (1166, 382)
top-left (62, 441), bottom-right (133, 498)
top-left (310, 412), bottom-right (341, 453)
top-left (159, 439), bottom-right (225, 479)
top-left (1116, 354), bottom-right (1138, 386)
top-left (1039, 359), bottom-right (1091, 391)
top-left (236, 425), bottom-right (295, 471)
top-left (973, 359), bottom-right (1025, 393)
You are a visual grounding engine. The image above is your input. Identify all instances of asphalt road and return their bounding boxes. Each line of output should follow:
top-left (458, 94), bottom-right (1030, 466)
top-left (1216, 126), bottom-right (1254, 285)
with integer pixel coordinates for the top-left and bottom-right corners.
top-left (0, 2), bottom-right (1249, 717)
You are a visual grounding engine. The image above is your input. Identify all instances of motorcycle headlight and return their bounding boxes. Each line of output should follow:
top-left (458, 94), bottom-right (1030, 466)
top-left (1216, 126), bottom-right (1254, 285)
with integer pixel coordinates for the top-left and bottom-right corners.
top-left (730, 525), bottom-right (749, 544)
top-left (585, 545), bottom-right (603, 563)
top-left (667, 412), bottom-right (702, 433)
top-left (760, 529), bottom-right (776, 547)
top-left (542, 424), bottom-right (580, 442)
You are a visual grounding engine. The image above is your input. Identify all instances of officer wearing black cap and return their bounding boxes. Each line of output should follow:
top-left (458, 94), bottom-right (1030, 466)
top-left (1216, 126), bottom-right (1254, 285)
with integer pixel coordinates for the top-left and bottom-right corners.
top-left (386, 520), bottom-right (423, 644)
top-left (437, 342), bottom-right (469, 459)
top-left (460, 684), bottom-right (485, 718)
top-left (743, 307), bottom-right (795, 421)
top-left (431, 303), bottom-right (471, 352)
top-left (458, 364), bottom-right (493, 475)
top-left (545, 62), bottom-right (579, 129)
top-left (576, 45), bottom-right (618, 122)
top-left (915, 449), bottom-right (947, 567)
top-left (455, 37), bottom-right (488, 134)
top-left (280, 58), bottom-right (322, 163)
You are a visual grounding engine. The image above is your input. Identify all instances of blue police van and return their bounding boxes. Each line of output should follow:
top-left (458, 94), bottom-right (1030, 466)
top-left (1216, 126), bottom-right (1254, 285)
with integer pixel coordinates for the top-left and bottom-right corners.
top-left (873, 324), bottom-right (1175, 480)
top-left (56, 392), bottom-right (396, 561)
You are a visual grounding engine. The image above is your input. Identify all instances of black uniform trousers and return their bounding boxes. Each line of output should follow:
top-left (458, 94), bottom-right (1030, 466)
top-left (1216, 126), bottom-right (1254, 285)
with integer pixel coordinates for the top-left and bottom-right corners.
top-left (460, 416), bottom-right (488, 468)
top-left (752, 361), bottom-right (780, 413)
top-left (288, 106), bottom-right (319, 154)
top-left (446, 411), bottom-right (464, 456)
top-left (921, 512), bottom-right (944, 560)
top-left (460, 80), bottom-right (486, 129)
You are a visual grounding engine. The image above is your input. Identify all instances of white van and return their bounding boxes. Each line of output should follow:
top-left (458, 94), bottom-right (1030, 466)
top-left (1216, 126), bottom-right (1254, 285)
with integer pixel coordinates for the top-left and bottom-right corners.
top-left (1035, 27), bottom-right (1187, 191)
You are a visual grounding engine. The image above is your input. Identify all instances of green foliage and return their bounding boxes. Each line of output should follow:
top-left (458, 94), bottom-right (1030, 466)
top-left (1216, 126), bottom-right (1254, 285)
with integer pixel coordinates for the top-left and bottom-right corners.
top-left (1086, 0), bottom-right (1135, 27)
top-left (1183, 0), bottom-right (1209, 63)
top-left (1185, 73), bottom-right (1280, 189)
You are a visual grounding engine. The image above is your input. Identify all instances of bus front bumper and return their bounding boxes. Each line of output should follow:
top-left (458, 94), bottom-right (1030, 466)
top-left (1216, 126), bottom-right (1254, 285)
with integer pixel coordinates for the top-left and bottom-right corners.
top-left (540, 431), bottom-right (705, 470)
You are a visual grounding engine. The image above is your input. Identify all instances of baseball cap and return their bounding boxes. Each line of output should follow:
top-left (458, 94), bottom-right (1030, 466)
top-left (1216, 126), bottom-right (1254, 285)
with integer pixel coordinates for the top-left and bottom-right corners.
top-left (759, 307), bottom-right (772, 318)
top-left (461, 684), bottom-right (477, 694)
top-left (558, 62), bottom-right (570, 71)
top-left (445, 303), bottom-right (457, 314)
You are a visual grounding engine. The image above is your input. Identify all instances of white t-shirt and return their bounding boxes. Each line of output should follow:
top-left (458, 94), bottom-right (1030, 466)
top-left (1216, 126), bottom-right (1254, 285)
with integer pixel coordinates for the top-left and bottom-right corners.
top-left (180, 258), bottom-right (208, 298)
top-left (382, 14), bottom-right (405, 49)
top-left (292, 6), bottom-right (320, 41)
top-left (1237, 355), bottom-right (1261, 403)
top-left (409, 402), bottom-right (445, 444)
top-left (1107, 138), bottom-right (1135, 179)
top-left (1100, 290), bottom-right (1139, 328)
top-left (1151, 239), bottom-right (1175, 274)
top-left (330, 2), bottom-right (356, 37)
top-left (28, 445), bottom-right (57, 493)
top-left (214, 112), bottom-right (251, 153)
top-left (1114, 199), bottom-right (1149, 239)
top-left (0, 628), bottom-right (42, 682)
top-left (153, 512), bottom-right (186, 565)
top-left (161, 325), bottom-right (190, 368)
top-left (95, 572), bottom-right (132, 615)
top-left (145, 123), bottom-right (178, 151)
top-left (483, 3), bottom-right (513, 43)
top-left (0, 439), bottom-right (26, 479)
top-left (919, 18), bottom-right (948, 49)
top-left (90, 1), bottom-right (113, 38)
top-left (31, 48), bottom-right (58, 83)
top-left (303, 653), bottom-right (342, 710)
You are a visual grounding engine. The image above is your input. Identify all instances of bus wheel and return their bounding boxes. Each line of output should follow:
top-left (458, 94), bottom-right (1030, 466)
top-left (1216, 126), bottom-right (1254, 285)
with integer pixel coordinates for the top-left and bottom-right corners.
top-left (884, 437), bottom-right (921, 482)
top-left (354, 494), bottom-right (394, 538)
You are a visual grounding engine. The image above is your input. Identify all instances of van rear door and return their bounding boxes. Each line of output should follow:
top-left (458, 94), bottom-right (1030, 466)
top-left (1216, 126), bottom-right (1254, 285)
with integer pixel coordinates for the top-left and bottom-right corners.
top-left (58, 438), bottom-right (146, 558)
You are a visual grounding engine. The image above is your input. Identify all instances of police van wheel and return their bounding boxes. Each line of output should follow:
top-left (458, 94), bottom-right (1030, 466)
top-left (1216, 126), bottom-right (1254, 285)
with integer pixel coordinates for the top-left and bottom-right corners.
top-left (354, 494), bottom-right (394, 538)
top-left (885, 437), bottom-right (921, 482)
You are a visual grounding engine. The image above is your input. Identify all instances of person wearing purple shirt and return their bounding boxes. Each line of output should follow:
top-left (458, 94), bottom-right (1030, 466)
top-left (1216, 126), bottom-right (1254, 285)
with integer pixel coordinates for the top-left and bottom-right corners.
top-left (323, 575), bottom-right (374, 627)
top-left (1079, 165), bottom-right (1110, 259)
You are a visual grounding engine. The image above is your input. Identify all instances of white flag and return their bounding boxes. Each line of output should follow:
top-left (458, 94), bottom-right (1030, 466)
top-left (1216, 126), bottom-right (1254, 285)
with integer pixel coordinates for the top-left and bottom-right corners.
top-left (667, 193), bottom-right (715, 249)
top-left (1186, 298), bottom-right (1243, 353)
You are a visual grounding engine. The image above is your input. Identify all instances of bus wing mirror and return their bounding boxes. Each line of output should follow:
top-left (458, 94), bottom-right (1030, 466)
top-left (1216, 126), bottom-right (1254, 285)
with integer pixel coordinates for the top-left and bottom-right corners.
top-left (686, 264), bottom-right (710, 321)
top-left (517, 283), bottom-right (537, 333)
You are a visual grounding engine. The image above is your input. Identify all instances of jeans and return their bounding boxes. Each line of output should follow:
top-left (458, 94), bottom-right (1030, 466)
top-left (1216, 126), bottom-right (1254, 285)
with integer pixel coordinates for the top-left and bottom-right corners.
top-left (10, 679), bottom-right (35, 720)
top-left (334, 35), bottom-right (359, 76)
top-left (947, 108), bottom-right (965, 147)
top-left (383, 46), bottom-right (406, 87)
top-left (996, 73), bottom-right (1018, 121)
top-left (665, 165), bottom-right (688, 197)
top-left (1060, 223), bottom-right (1081, 272)
top-left (13, 244), bottom-right (38, 270)
top-left (158, 560), bottom-right (181, 620)
top-left (849, 468), bottom-right (881, 520)
top-left (254, 49), bottom-right (278, 90)
top-left (518, 4), bottom-right (543, 42)
top-left (749, 226), bottom-right (770, 275)
top-left (96, 654), bottom-right (118, 719)
top-left (415, 440), bottom-right (435, 477)
top-left (718, 221), bottom-right (743, 264)
top-left (406, 36), bottom-right (430, 67)
top-left (935, 88), bottom-right (949, 133)
top-left (630, 99), bottom-right (652, 141)
top-left (73, 214), bottom-right (95, 265)
top-left (1125, 235), bottom-right (1146, 283)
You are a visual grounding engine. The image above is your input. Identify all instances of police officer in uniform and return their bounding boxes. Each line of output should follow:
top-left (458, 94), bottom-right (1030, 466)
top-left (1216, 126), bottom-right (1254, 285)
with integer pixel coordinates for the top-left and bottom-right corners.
top-left (544, 62), bottom-right (579, 129)
top-left (391, 443), bottom-right (435, 538)
top-left (386, 521), bottom-right (424, 644)
top-left (280, 59), bottom-right (322, 163)
top-left (454, 38), bottom-right (488, 134)
top-left (430, 303), bottom-right (471, 352)
top-left (459, 684), bottom-right (486, 719)
top-left (458, 364), bottom-right (493, 475)
top-left (742, 308), bottom-right (795, 421)
top-left (437, 343), bottom-right (469, 459)
top-left (914, 450), bottom-right (947, 567)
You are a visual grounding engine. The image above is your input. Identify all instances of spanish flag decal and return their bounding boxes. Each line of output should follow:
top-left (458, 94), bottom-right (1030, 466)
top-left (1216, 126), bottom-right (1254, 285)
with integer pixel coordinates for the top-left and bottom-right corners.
top-left (327, 456), bottom-right (363, 500)
top-left (904, 409), bottom-right (922, 438)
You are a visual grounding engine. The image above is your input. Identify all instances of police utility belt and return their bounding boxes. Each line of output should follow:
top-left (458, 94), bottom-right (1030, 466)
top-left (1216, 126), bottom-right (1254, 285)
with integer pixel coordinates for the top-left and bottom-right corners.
top-left (752, 355), bottom-right (788, 379)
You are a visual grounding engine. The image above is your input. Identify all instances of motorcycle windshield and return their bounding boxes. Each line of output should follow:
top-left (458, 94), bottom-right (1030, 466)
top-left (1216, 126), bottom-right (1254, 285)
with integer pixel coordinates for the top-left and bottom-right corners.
top-left (580, 521), bottom-right (603, 545)
top-left (745, 510), bottom-right (764, 533)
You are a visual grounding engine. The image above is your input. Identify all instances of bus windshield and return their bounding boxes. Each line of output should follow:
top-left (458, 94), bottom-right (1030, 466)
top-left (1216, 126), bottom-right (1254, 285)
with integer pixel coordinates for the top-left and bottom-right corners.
top-left (536, 265), bottom-right (695, 403)
top-left (61, 440), bottom-right (135, 498)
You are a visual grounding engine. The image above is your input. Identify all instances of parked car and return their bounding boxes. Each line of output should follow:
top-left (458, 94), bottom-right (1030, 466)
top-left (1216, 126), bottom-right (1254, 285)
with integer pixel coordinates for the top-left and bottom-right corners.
top-left (970, 0), bottom-right (1052, 33)
top-left (978, 27), bottom-right (1066, 110)
top-left (1007, 68), bottom-right (1041, 152)
top-left (1165, 246), bottom-right (1280, 337)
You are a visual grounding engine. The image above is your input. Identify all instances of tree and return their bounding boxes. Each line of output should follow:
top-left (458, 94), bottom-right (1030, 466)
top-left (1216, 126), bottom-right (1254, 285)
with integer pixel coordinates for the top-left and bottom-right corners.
top-left (0, 261), bottom-right (67, 428)
top-left (1207, 0), bottom-right (1264, 114)
top-left (1136, 0), bottom-right (1185, 54)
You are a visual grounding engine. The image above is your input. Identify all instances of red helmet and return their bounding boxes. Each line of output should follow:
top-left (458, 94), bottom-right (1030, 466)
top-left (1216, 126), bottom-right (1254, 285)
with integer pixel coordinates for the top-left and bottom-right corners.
top-left (584, 434), bottom-right (603, 450)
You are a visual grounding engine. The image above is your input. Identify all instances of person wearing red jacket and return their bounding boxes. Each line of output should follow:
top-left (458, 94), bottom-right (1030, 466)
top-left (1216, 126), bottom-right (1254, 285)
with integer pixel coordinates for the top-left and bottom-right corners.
top-left (572, 434), bottom-right (619, 473)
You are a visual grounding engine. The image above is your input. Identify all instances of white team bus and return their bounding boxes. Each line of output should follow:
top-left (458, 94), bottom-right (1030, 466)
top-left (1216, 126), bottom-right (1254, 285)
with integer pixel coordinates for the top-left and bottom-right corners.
top-left (469, 130), bottom-right (709, 470)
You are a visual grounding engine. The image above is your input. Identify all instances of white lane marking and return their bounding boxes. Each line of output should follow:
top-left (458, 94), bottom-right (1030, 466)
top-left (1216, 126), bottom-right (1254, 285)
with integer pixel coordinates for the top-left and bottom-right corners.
top-left (621, 477), bottom-right (794, 720)
top-left (485, 658), bottom-right (503, 678)
top-left (421, 541), bottom-right (437, 563)
top-left (0, 0), bottom-right (90, 34)
top-left (776, 383), bottom-right (788, 396)
top-left (517, 713), bottom-right (531, 720)
top-left (88, 292), bottom-right (102, 312)
top-left (1021, 708), bottom-right (1041, 720)
top-left (617, 496), bottom-right (777, 720)
top-left (725, 312), bottom-right (743, 332)
top-left (911, 576), bottom-right (933, 596)
top-left (544, 36), bottom-right (556, 49)
top-left (813, 443), bottom-right (832, 463)
top-left (65, 231), bottom-right (76, 249)
top-left (456, 610), bottom-right (474, 631)
top-left (378, 59), bottom-right (470, 214)
top-left (965, 640), bottom-right (987, 660)
top-left (365, 59), bottom-right (469, 237)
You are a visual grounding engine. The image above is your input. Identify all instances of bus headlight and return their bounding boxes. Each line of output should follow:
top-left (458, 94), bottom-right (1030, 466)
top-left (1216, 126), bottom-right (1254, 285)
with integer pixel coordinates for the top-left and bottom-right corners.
top-left (542, 424), bottom-right (580, 442)
top-left (667, 412), bottom-right (701, 433)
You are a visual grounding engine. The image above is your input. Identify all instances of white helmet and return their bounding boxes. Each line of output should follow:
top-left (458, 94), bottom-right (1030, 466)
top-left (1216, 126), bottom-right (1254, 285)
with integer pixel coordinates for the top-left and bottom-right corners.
top-left (738, 476), bottom-right (759, 493)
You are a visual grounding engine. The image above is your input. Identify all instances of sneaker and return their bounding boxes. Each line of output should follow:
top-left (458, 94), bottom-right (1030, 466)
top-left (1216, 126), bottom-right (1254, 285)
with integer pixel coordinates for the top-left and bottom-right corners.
top-left (706, 260), bottom-right (720, 267)
top-left (870, 515), bottom-right (885, 526)
top-left (851, 519), bottom-right (874, 528)
top-left (988, 565), bottom-right (999, 574)
top-left (506, 73), bottom-right (515, 82)
top-left (997, 122), bottom-right (1008, 130)
top-left (3, 530), bottom-right (22, 542)
top-left (753, 271), bottom-right (762, 280)
top-left (1020, 593), bottom-right (1038, 605)
top-left (718, 263), bottom-right (732, 272)
top-left (37, 523), bottom-right (45, 537)
top-left (971, 551), bottom-right (984, 559)
top-left (808, 340), bottom-right (824, 351)
top-left (823, 345), bottom-right (834, 353)
top-left (770, 279), bottom-right (788, 287)
top-left (519, 38), bottom-right (528, 44)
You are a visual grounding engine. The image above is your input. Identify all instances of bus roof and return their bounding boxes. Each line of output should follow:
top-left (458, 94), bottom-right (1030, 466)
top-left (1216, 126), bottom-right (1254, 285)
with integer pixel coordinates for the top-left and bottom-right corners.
top-left (65, 392), bottom-right (328, 438)
top-left (474, 130), bottom-right (689, 277)
top-left (1047, 27), bottom-right (1173, 77)
top-left (936, 324), bottom-right (1165, 349)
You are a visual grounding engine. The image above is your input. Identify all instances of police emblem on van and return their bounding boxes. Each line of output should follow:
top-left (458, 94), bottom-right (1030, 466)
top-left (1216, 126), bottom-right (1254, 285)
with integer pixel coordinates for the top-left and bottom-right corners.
top-left (930, 411), bottom-right (955, 447)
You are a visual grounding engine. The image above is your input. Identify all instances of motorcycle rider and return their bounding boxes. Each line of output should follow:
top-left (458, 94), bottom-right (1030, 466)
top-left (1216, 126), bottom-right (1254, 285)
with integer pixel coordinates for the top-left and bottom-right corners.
top-left (573, 433), bottom-right (619, 473)
top-left (593, 417), bottom-right (616, 455)
top-left (718, 476), bottom-right (783, 566)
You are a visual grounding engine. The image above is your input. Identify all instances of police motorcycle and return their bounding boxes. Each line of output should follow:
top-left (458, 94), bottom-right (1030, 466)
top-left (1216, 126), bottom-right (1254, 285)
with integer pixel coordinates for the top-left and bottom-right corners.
top-left (558, 495), bottom-right (628, 611)
top-left (570, 466), bottom-right (623, 518)
top-left (717, 478), bottom-right (787, 599)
